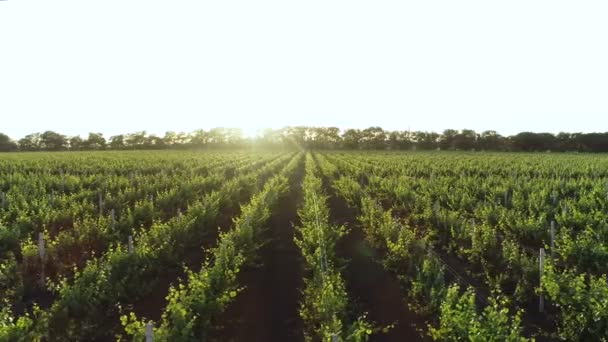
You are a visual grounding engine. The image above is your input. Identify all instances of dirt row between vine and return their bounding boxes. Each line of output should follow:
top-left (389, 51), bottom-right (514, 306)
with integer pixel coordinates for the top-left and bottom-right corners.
top-left (215, 160), bottom-right (305, 342)
top-left (315, 158), bottom-right (427, 341)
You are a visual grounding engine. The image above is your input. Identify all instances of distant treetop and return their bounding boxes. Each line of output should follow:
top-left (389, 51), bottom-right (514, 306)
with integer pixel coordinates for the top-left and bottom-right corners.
top-left (2, 127), bottom-right (608, 152)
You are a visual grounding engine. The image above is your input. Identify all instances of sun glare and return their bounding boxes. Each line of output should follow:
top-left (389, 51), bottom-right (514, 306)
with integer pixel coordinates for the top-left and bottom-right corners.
top-left (242, 127), bottom-right (262, 139)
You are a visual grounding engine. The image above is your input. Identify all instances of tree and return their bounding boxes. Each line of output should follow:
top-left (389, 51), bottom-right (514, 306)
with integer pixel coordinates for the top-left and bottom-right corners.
top-left (282, 126), bottom-right (309, 149)
top-left (387, 131), bottom-right (413, 150)
top-left (145, 135), bottom-right (165, 149)
top-left (10, 126), bottom-right (608, 152)
top-left (342, 129), bottom-right (362, 149)
top-left (18, 133), bottom-right (41, 151)
top-left (575, 133), bottom-right (608, 153)
top-left (554, 132), bottom-right (576, 152)
top-left (190, 129), bottom-right (209, 148)
top-left (361, 127), bottom-right (387, 149)
top-left (69, 136), bottom-right (85, 150)
top-left (109, 135), bottom-right (126, 150)
top-left (308, 127), bottom-right (337, 149)
top-left (511, 132), bottom-right (556, 152)
top-left (223, 128), bottom-right (244, 147)
top-left (39, 131), bottom-right (67, 151)
top-left (478, 131), bottom-right (504, 151)
top-left (413, 131), bottom-right (439, 150)
top-left (163, 131), bottom-right (180, 148)
top-left (256, 128), bottom-right (282, 149)
top-left (0, 133), bottom-right (17, 152)
top-left (439, 129), bottom-right (458, 150)
top-left (453, 129), bottom-right (478, 150)
top-left (125, 131), bottom-right (147, 149)
top-left (85, 133), bottom-right (106, 150)
top-left (325, 127), bottom-right (341, 149)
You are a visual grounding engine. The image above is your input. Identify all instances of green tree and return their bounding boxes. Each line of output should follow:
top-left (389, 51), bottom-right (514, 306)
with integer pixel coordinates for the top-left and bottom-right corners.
top-left (478, 130), bottom-right (504, 150)
top-left (125, 131), bottom-right (147, 149)
top-left (39, 131), bottom-right (67, 151)
top-left (18, 133), bottom-right (41, 151)
top-left (69, 136), bottom-right (84, 150)
top-left (439, 129), bottom-right (458, 150)
top-left (108, 134), bottom-right (125, 150)
top-left (413, 131), bottom-right (439, 150)
top-left (454, 129), bottom-right (478, 150)
top-left (342, 129), bottom-right (362, 149)
top-left (85, 133), bottom-right (106, 150)
top-left (361, 127), bottom-right (387, 149)
top-left (0, 133), bottom-right (17, 152)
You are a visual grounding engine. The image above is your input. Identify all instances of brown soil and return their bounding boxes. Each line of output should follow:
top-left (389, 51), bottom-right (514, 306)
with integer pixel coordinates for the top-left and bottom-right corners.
top-left (215, 160), bottom-right (305, 342)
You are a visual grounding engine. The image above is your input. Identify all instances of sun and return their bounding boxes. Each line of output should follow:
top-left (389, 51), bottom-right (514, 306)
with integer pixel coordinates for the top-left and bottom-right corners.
top-left (242, 127), bottom-right (262, 139)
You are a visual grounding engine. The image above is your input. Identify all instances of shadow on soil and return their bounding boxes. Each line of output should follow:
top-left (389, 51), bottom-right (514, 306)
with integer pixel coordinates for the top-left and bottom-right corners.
top-left (318, 167), bottom-right (428, 341)
top-left (215, 162), bottom-right (305, 342)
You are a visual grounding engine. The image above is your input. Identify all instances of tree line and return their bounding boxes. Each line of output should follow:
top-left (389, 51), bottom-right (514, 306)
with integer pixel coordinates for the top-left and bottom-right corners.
top-left (1, 127), bottom-right (608, 152)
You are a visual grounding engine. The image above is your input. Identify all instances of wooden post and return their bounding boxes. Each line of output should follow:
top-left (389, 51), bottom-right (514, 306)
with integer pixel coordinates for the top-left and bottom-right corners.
top-left (550, 221), bottom-right (556, 251)
top-left (128, 235), bottom-right (134, 254)
top-left (145, 322), bottom-right (153, 342)
top-left (110, 209), bottom-right (116, 229)
top-left (504, 190), bottom-right (508, 207)
top-left (38, 232), bottom-right (45, 286)
top-left (149, 195), bottom-right (154, 221)
top-left (319, 251), bottom-right (325, 274)
top-left (99, 193), bottom-right (104, 216)
top-left (0, 192), bottom-right (4, 208)
top-left (332, 334), bottom-right (339, 342)
top-left (38, 232), bottom-right (45, 259)
top-left (60, 169), bottom-right (65, 192)
top-left (539, 248), bottom-right (545, 312)
top-left (177, 208), bottom-right (182, 220)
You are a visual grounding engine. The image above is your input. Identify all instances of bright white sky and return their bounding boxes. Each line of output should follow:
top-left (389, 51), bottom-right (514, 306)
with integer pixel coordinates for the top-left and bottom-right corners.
top-left (1, 1), bottom-right (607, 139)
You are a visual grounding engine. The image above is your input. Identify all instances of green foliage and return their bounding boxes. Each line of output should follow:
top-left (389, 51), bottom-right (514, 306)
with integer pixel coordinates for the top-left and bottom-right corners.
top-left (409, 257), bottom-right (447, 315)
top-left (0, 306), bottom-right (36, 342)
top-left (0, 151), bottom-right (295, 340)
top-left (296, 154), bottom-right (372, 341)
top-left (4, 148), bottom-right (608, 340)
top-left (542, 262), bottom-right (608, 341)
top-left (429, 285), bottom-right (530, 342)
top-left (120, 153), bottom-right (301, 341)
top-left (333, 176), bottom-right (362, 208)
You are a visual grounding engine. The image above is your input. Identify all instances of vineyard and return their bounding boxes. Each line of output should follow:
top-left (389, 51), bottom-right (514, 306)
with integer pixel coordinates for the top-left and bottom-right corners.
top-left (1, 150), bottom-right (608, 341)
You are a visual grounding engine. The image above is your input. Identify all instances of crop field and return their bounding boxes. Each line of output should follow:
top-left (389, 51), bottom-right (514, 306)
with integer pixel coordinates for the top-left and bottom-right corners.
top-left (1, 150), bottom-right (608, 341)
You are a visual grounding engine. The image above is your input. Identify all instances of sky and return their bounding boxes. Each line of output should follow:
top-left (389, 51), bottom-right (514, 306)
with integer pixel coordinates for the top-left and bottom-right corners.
top-left (1, 1), bottom-right (607, 139)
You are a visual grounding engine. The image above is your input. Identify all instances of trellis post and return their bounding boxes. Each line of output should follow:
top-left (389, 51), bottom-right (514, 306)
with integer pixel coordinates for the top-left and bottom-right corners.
top-left (145, 322), bottom-right (153, 342)
top-left (60, 169), bottom-right (65, 191)
top-left (128, 235), bottom-right (134, 254)
top-left (550, 221), bottom-right (556, 252)
top-left (110, 209), bottom-right (116, 229)
top-left (99, 193), bottom-right (104, 216)
top-left (539, 248), bottom-right (545, 312)
top-left (38, 232), bottom-right (46, 286)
